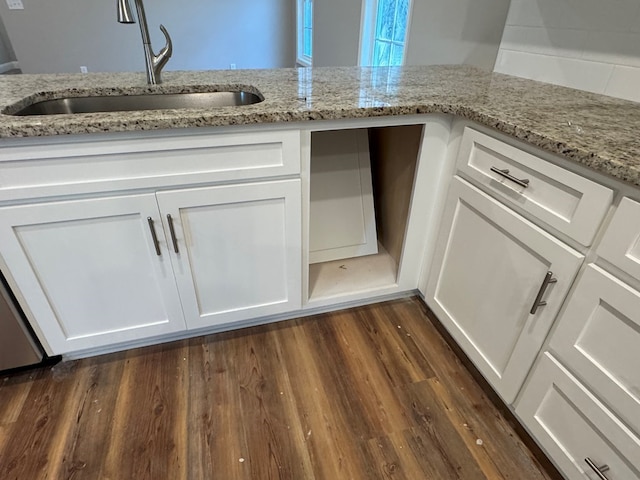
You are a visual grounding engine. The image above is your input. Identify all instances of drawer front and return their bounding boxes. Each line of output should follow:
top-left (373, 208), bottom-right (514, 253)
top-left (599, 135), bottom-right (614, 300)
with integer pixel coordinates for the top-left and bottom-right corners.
top-left (0, 129), bottom-right (301, 201)
top-left (549, 264), bottom-right (640, 437)
top-left (456, 127), bottom-right (613, 246)
top-left (598, 197), bottom-right (640, 282)
top-left (517, 353), bottom-right (640, 480)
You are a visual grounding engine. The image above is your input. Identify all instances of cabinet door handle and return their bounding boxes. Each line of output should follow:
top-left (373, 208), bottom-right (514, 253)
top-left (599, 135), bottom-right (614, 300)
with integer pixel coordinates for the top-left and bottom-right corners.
top-left (147, 217), bottom-right (161, 256)
top-left (585, 458), bottom-right (610, 480)
top-left (530, 271), bottom-right (557, 314)
top-left (167, 214), bottom-right (179, 254)
top-left (490, 166), bottom-right (530, 188)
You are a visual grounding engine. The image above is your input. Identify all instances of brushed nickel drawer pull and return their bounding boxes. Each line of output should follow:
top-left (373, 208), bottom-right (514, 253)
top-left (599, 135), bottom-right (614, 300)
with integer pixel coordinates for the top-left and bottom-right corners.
top-left (585, 457), bottom-right (610, 480)
top-left (147, 217), bottom-right (161, 256)
top-left (530, 271), bottom-right (557, 315)
top-left (167, 214), bottom-right (179, 254)
top-left (490, 166), bottom-right (530, 188)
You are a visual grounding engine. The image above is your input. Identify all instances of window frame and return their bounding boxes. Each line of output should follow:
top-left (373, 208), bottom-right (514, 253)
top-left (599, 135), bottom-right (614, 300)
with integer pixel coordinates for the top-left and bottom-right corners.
top-left (296, 0), bottom-right (313, 67)
top-left (359, 0), bottom-right (413, 67)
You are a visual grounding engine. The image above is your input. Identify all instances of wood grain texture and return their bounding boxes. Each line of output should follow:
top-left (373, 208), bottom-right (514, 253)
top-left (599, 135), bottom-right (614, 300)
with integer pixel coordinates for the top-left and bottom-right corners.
top-left (369, 125), bottom-right (422, 265)
top-left (0, 298), bottom-right (561, 480)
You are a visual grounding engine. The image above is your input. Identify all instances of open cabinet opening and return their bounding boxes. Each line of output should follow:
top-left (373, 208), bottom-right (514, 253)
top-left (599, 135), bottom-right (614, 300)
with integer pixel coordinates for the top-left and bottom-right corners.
top-left (307, 124), bottom-right (424, 303)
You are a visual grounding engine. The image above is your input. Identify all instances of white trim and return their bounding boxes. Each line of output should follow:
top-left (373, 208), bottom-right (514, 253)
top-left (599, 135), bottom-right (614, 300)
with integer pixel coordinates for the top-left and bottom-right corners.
top-left (0, 61), bottom-right (19, 74)
top-left (358, 0), bottom-right (377, 66)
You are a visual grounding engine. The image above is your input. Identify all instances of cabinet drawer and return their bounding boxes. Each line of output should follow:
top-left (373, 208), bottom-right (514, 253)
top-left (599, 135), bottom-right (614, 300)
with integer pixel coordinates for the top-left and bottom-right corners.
top-left (550, 264), bottom-right (640, 437)
top-left (0, 129), bottom-right (301, 200)
top-left (456, 127), bottom-right (612, 246)
top-left (517, 353), bottom-right (640, 480)
top-left (598, 197), bottom-right (640, 282)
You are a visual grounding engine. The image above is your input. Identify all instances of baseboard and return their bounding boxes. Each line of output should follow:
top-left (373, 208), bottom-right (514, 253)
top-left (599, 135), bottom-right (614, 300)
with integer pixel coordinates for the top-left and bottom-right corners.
top-left (63, 289), bottom-right (417, 361)
top-left (0, 61), bottom-right (20, 74)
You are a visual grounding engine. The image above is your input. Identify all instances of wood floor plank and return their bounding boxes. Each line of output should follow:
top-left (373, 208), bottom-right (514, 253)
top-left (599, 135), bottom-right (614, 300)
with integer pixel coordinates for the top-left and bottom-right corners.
top-left (395, 298), bottom-right (557, 479)
top-left (365, 432), bottom-right (424, 480)
top-left (186, 332), bottom-right (251, 480)
top-left (0, 369), bottom-right (40, 425)
top-left (234, 325), bottom-right (315, 480)
top-left (401, 380), bottom-right (488, 480)
top-left (315, 309), bottom-right (414, 437)
top-left (101, 341), bottom-right (189, 480)
top-left (273, 315), bottom-right (378, 480)
top-left (0, 297), bottom-right (560, 480)
top-left (355, 302), bottom-right (436, 386)
top-left (0, 360), bottom-right (83, 480)
top-left (50, 354), bottom-right (127, 480)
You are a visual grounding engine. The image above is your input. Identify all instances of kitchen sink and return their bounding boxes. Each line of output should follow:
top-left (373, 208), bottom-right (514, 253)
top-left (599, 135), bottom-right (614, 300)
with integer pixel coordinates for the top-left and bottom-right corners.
top-left (11, 90), bottom-right (264, 115)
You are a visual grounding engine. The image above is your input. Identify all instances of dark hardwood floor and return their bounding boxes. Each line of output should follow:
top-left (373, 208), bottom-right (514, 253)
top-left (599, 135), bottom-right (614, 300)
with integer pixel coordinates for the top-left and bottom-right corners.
top-left (0, 297), bottom-right (559, 479)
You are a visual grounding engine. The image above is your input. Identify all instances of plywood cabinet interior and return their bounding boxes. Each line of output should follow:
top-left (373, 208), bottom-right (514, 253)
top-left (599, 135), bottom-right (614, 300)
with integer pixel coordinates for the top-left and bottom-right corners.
top-left (307, 125), bottom-right (423, 302)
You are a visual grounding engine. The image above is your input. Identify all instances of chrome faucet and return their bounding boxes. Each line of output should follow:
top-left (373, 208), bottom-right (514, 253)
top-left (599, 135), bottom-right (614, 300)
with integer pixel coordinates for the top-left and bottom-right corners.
top-left (117, 0), bottom-right (172, 85)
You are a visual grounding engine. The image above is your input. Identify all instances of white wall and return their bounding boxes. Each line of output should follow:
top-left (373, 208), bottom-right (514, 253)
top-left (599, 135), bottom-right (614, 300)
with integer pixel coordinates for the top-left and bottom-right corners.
top-left (0, 0), bottom-right (295, 74)
top-left (495, 0), bottom-right (640, 102)
top-left (0, 13), bottom-right (16, 67)
top-left (405, 0), bottom-right (510, 70)
top-left (313, 0), bottom-right (363, 67)
top-left (313, 0), bottom-right (510, 69)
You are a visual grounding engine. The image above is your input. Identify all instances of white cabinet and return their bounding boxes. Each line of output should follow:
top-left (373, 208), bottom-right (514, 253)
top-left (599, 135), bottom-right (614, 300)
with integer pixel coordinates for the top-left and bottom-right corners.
top-left (597, 197), bottom-right (640, 282)
top-left (0, 129), bottom-right (303, 355)
top-left (456, 127), bottom-right (613, 246)
top-left (526, 195), bottom-right (640, 479)
top-left (157, 180), bottom-right (302, 330)
top-left (517, 353), bottom-right (640, 480)
top-left (425, 177), bottom-right (583, 402)
top-left (0, 194), bottom-right (186, 353)
top-left (549, 264), bottom-right (640, 437)
top-left (0, 181), bottom-right (302, 354)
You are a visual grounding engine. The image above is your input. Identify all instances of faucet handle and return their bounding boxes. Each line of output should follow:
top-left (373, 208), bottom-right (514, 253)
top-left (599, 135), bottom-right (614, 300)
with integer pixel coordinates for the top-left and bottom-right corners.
top-left (153, 24), bottom-right (173, 74)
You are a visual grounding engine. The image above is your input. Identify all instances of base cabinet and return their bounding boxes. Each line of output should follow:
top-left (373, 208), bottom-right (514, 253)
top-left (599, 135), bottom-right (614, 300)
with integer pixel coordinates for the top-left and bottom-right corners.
top-left (0, 194), bottom-right (187, 353)
top-left (425, 177), bottom-right (583, 402)
top-left (517, 353), bottom-right (640, 480)
top-left (157, 180), bottom-right (302, 330)
top-left (0, 180), bottom-right (302, 354)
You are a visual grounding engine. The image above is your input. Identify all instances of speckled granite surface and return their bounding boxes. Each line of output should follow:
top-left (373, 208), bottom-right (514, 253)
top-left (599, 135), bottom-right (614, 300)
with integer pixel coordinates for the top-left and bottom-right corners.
top-left (0, 65), bottom-right (639, 187)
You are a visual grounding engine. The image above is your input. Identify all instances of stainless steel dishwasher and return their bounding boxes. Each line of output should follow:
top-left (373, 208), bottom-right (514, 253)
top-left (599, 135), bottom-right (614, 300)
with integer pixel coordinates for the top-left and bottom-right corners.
top-left (0, 272), bottom-right (45, 372)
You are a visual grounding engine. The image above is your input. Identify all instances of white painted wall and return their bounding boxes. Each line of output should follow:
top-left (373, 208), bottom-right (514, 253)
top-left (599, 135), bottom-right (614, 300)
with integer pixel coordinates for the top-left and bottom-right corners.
top-left (313, 0), bottom-right (510, 69)
top-left (495, 0), bottom-right (640, 102)
top-left (405, 0), bottom-right (510, 70)
top-left (313, 0), bottom-right (362, 67)
top-left (0, 13), bottom-right (16, 67)
top-left (0, 0), bottom-right (295, 74)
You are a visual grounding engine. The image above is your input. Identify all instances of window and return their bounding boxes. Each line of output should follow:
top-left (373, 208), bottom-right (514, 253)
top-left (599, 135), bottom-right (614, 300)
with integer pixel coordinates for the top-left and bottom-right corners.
top-left (360, 0), bottom-right (411, 67)
top-left (297, 0), bottom-right (313, 66)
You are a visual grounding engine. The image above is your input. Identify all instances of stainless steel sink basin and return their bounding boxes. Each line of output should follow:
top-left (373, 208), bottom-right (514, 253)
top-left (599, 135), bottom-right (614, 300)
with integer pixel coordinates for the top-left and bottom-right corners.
top-left (12, 91), bottom-right (264, 115)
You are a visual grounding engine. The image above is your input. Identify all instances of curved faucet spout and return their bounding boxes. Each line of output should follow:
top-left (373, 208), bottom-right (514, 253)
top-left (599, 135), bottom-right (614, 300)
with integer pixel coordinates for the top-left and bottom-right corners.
top-left (117, 0), bottom-right (173, 85)
top-left (153, 25), bottom-right (173, 75)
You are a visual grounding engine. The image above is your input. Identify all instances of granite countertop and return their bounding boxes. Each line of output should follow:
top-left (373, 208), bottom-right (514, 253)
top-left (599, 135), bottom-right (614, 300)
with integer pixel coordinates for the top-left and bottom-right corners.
top-left (0, 65), bottom-right (639, 187)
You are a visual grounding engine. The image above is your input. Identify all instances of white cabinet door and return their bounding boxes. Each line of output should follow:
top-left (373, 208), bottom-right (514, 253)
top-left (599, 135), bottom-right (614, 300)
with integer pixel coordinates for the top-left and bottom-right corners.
top-left (549, 264), bottom-right (640, 437)
top-left (517, 353), bottom-right (640, 480)
top-left (425, 177), bottom-right (583, 402)
top-left (309, 129), bottom-right (378, 263)
top-left (156, 180), bottom-right (302, 330)
top-left (0, 194), bottom-right (186, 354)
